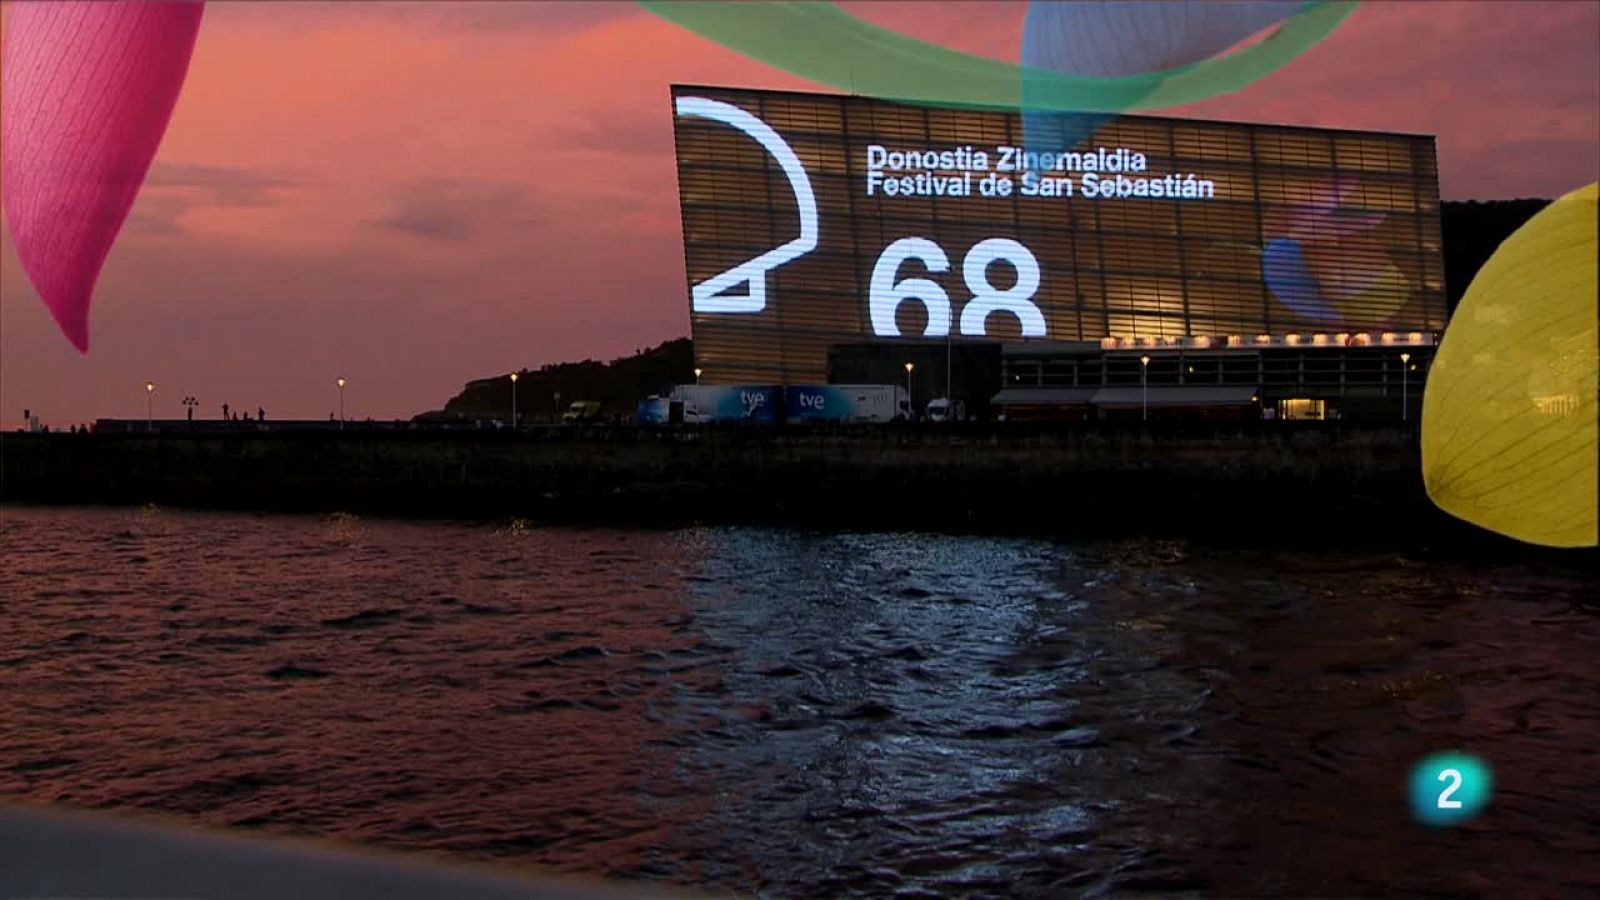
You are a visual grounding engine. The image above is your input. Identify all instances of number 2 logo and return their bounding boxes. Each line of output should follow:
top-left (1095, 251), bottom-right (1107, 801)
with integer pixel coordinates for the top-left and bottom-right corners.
top-left (1436, 768), bottom-right (1463, 809)
top-left (1410, 753), bottom-right (1489, 826)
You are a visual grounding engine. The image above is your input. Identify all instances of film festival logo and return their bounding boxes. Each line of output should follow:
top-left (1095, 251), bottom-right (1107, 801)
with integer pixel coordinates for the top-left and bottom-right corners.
top-left (675, 96), bottom-right (1042, 340)
top-left (675, 96), bottom-right (1212, 342)
top-left (675, 96), bottom-right (819, 315)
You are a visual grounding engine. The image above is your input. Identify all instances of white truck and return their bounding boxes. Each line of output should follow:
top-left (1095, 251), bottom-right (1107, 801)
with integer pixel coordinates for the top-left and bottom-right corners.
top-left (785, 385), bottom-right (910, 423)
top-left (925, 397), bottom-right (966, 422)
top-left (669, 384), bottom-right (783, 424)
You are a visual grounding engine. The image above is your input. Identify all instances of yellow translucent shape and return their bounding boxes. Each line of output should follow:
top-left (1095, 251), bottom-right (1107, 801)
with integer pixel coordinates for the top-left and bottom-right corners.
top-left (1422, 182), bottom-right (1598, 547)
top-left (1333, 258), bottom-right (1409, 321)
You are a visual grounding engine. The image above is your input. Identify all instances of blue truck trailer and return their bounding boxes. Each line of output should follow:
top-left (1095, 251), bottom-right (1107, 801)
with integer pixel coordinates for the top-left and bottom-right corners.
top-left (638, 385), bottom-right (782, 424)
top-left (638, 384), bottom-right (910, 424)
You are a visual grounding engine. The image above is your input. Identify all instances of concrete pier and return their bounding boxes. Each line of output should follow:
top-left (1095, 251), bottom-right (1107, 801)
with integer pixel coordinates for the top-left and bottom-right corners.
top-left (1, 424), bottom-right (1497, 549)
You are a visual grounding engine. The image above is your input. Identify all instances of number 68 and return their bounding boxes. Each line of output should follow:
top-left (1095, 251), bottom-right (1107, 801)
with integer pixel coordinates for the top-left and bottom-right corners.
top-left (869, 237), bottom-right (1046, 339)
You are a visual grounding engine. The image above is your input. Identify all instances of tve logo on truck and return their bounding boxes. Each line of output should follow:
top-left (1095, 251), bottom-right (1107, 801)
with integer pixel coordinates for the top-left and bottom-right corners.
top-left (641, 384), bottom-right (910, 424)
top-left (786, 385), bottom-right (909, 423)
top-left (673, 385), bottom-right (783, 424)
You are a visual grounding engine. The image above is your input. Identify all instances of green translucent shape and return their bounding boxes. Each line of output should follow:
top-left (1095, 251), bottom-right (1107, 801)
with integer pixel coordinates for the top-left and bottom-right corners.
top-left (640, 1), bottom-right (1359, 112)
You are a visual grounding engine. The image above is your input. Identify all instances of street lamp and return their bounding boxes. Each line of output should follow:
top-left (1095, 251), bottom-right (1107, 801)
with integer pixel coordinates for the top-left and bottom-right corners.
top-left (509, 372), bottom-right (519, 429)
top-left (944, 326), bottom-right (952, 409)
top-left (182, 395), bottom-right (198, 425)
top-left (1139, 355), bottom-right (1150, 422)
top-left (144, 381), bottom-right (155, 432)
top-left (1399, 352), bottom-right (1411, 422)
top-left (694, 367), bottom-right (702, 384)
top-left (904, 362), bottom-right (915, 416)
top-left (336, 377), bottom-right (347, 428)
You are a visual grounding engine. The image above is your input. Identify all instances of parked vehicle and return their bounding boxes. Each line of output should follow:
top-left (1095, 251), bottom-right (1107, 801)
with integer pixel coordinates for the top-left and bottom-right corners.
top-left (636, 395), bottom-right (671, 425)
top-left (670, 385), bottom-right (782, 424)
top-left (636, 384), bottom-right (913, 425)
top-left (561, 400), bottom-right (602, 424)
top-left (785, 385), bottom-right (910, 423)
top-left (926, 397), bottom-right (966, 422)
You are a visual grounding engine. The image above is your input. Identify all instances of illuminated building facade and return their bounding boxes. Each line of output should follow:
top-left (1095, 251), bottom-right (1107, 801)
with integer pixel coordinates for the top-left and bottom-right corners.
top-left (670, 85), bottom-right (1446, 419)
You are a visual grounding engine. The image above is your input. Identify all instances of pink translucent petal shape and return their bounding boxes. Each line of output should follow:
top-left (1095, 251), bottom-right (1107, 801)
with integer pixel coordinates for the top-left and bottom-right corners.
top-left (1, 1), bottom-right (205, 353)
top-left (1285, 175), bottom-right (1385, 238)
top-left (1289, 209), bottom-right (1386, 240)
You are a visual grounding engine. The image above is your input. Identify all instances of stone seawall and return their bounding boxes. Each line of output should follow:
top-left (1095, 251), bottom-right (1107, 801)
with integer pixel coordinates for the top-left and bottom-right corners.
top-left (1, 425), bottom-right (1510, 552)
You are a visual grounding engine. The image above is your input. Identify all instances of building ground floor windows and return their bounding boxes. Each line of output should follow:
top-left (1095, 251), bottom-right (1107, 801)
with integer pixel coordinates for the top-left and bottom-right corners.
top-left (822, 336), bottom-right (1433, 423)
top-left (995, 339), bottom-right (1432, 422)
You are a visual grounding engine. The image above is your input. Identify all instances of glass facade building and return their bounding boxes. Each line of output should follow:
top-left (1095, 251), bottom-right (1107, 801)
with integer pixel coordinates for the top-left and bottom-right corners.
top-left (671, 85), bottom-right (1445, 419)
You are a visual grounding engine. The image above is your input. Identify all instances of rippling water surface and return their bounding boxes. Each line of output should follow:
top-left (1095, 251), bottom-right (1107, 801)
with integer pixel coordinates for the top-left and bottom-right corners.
top-left (1, 505), bottom-right (1596, 897)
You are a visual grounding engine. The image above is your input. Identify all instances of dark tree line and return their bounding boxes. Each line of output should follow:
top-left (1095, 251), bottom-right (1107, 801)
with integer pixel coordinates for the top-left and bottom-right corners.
top-left (421, 338), bottom-right (694, 422)
top-left (1440, 197), bottom-right (1550, 314)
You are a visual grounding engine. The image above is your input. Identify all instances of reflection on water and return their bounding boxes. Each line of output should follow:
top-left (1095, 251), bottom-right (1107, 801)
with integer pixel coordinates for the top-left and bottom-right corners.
top-left (1, 506), bottom-right (1596, 897)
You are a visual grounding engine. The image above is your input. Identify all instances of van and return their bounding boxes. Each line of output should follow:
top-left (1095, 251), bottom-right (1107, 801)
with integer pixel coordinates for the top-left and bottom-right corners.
top-left (561, 400), bottom-right (602, 424)
top-left (926, 397), bottom-right (965, 422)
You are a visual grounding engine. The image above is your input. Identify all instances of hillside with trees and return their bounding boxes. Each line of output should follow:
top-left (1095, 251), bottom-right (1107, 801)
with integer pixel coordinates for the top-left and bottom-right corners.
top-left (417, 339), bottom-right (692, 423)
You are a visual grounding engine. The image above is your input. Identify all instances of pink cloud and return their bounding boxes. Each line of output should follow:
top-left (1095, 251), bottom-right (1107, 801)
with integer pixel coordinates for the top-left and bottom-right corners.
top-left (1, 1), bottom-right (1594, 427)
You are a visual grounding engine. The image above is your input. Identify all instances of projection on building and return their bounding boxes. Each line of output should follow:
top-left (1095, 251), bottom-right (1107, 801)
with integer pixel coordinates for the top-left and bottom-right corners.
top-left (671, 85), bottom-right (1446, 385)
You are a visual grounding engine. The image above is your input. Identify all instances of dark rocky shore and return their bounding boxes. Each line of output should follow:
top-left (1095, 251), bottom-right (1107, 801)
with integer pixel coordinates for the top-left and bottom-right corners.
top-left (0, 424), bottom-right (1524, 555)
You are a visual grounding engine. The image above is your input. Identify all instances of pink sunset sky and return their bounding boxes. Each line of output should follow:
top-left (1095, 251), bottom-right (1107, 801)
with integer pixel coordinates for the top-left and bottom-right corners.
top-left (2, 0), bottom-right (1596, 426)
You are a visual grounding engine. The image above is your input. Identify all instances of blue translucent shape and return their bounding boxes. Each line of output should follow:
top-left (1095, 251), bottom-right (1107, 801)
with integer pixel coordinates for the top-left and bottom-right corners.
top-left (1262, 237), bottom-right (1341, 323)
top-left (1018, 1), bottom-right (1304, 160)
top-left (1020, 110), bottom-right (1108, 169)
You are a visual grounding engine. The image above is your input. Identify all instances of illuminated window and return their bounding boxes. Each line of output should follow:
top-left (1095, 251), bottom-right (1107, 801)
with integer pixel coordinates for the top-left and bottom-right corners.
top-left (1280, 398), bottom-right (1326, 420)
